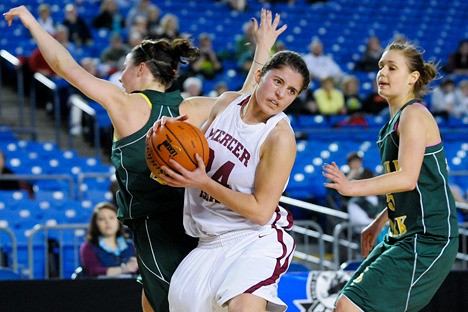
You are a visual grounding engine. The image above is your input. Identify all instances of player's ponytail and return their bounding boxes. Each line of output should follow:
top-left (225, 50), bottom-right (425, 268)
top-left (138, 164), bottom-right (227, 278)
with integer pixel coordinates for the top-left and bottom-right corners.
top-left (132, 38), bottom-right (199, 87)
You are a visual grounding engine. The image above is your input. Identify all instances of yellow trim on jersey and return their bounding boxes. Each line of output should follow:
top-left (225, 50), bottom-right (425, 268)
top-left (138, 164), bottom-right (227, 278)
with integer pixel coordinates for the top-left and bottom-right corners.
top-left (113, 92), bottom-right (153, 142)
top-left (139, 92), bottom-right (153, 109)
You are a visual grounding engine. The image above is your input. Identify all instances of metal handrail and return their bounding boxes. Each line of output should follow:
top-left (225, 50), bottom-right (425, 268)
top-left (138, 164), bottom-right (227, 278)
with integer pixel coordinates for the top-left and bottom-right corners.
top-left (31, 73), bottom-right (61, 147)
top-left (0, 226), bottom-right (18, 272)
top-left (0, 49), bottom-right (36, 140)
top-left (27, 223), bottom-right (88, 279)
top-left (68, 94), bottom-right (101, 159)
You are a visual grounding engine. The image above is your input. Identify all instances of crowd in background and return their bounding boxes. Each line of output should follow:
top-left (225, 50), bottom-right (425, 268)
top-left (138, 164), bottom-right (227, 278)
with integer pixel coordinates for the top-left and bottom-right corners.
top-left (23, 1), bottom-right (468, 130)
top-left (3, 0), bottom-right (468, 208)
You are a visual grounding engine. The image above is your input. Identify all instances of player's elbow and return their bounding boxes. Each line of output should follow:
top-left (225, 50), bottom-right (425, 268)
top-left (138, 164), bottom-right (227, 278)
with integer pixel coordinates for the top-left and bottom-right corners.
top-left (251, 209), bottom-right (276, 226)
top-left (399, 179), bottom-right (417, 192)
top-left (253, 217), bottom-right (271, 226)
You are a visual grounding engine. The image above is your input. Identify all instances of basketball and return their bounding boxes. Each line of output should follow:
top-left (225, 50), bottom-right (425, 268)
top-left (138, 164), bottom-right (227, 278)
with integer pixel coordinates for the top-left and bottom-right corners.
top-left (145, 120), bottom-right (210, 178)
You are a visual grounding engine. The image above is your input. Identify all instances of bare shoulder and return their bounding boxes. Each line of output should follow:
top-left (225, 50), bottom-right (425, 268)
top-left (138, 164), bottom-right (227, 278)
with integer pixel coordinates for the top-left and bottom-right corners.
top-left (401, 103), bottom-right (436, 125)
top-left (266, 119), bottom-right (296, 148)
top-left (400, 102), bottom-right (441, 141)
top-left (180, 96), bottom-right (216, 127)
top-left (211, 91), bottom-right (244, 114)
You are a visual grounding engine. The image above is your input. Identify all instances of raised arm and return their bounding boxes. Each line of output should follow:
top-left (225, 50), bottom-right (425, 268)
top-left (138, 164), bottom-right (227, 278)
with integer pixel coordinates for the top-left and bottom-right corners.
top-left (239, 8), bottom-right (287, 94)
top-left (180, 8), bottom-right (287, 126)
top-left (4, 6), bottom-right (127, 112)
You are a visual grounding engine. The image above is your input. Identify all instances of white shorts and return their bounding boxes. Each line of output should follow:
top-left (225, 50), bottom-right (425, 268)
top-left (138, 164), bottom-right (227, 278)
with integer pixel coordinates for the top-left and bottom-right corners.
top-left (168, 226), bottom-right (295, 312)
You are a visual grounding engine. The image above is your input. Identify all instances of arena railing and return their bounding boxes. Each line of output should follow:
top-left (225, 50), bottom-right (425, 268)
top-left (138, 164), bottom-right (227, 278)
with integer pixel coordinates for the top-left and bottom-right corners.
top-left (0, 225), bottom-right (18, 273)
top-left (68, 94), bottom-right (102, 159)
top-left (30, 73), bottom-right (62, 148)
top-left (0, 49), bottom-right (36, 141)
top-left (280, 196), bottom-right (354, 270)
top-left (280, 196), bottom-right (468, 271)
top-left (456, 201), bottom-right (468, 269)
top-left (27, 224), bottom-right (88, 280)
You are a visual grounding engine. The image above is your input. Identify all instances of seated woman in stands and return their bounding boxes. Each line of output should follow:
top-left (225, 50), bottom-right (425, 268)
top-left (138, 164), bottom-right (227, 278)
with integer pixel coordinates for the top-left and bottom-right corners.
top-left (80, 202), bottom-right (138, 277)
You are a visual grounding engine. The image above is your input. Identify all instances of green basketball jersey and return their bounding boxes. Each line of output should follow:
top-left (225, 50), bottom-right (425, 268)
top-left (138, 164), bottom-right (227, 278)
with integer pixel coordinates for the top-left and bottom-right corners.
top-left (377, 100), bottom-right (459, 239)
top-left (111, 89), bottom-right (185, 220)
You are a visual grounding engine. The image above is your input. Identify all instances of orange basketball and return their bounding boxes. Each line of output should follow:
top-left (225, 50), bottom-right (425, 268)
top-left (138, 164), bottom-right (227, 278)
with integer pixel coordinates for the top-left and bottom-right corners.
top-left (145, 120), bottom-right (209, 177)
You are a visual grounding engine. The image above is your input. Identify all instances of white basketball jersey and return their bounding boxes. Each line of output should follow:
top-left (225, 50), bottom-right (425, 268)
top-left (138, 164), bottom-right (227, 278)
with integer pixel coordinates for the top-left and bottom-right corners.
top-left (184, 94), bottom-right (294, 237)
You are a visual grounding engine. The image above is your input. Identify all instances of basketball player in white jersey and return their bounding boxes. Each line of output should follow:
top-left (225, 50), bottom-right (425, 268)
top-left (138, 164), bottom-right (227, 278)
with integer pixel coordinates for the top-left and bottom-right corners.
top-left (153, 50), bottom-right (310, 311)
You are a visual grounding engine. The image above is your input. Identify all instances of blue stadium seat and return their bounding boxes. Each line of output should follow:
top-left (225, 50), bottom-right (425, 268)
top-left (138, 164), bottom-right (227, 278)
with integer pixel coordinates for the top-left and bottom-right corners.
top-left (0, 267), bottom-right (22, 280)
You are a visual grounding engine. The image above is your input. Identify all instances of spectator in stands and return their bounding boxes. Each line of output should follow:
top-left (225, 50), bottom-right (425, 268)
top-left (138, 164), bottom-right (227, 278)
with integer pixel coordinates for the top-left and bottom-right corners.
top-left (55, 24), bottom-right (77, 55)
top-left (326, 152), bottom-right (373, 213)
top-left (100, 33), bottom-right (131, 73)
top-left (189, 33), bottom-right (223, 80)
top-left (345, 151), bottom-right (373, 181)
top-left (146, 5), bottom-right (161, 37)
top-left (91, 0), bottom-right (125, 33)
top-left (454, 79), bottom-right (468, 117)
top-left (235, 19), bottom-right (256, 74)
top-left (28, 25), bottom-right (76, 113)
top-left (80, 202), bottom-right (138, 277)
top-left (347, 169), bottom-right (385, 227)
top-left (208, 81), bottom-right (228, 97)
top-left (127, 27), bottom-right (144, 48)
top-left (430, 77), bottom-right (456, 119)
top-left (227, 0), bottom-right (247, 11)
top-left (355, 36), bottom-right (383, 72)
top-left (61, 3), bottom-right (93, 46)
top-left (342, 75), bottom-right (363, 114)
top-left (302, 37), bottom-right (343, 83)
top-left (0, 150), bottom-right (34, 198)
top-left (446, 39), bottom-right (468, 75)
top-left (362, 79), bottom-right (388, 116)
top-left (28, 47), bottom-right (54, 78)
top-left (313, 76), bottom-right (346, 115)
top-left (29, 25), bottom-right (75, 77)
top-left (127, 15), bottom-right (148, 44)
top-left (181, 76), bottom-right (203, 99)
top-left (125, 0), bottom-right (152, 32)
top-left (36, 3), bottom-right (56, 36)
top-left (152, 13), bottom-right (180, 41)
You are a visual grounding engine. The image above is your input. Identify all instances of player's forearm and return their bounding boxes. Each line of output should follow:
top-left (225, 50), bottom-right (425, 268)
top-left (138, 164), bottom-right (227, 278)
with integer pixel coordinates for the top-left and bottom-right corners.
top-left (26, 18), bottom-right (76, 77)
top-left (239, 45), bottom-right (270, 94)
top-left (201, 179), bottom-right (273, 225)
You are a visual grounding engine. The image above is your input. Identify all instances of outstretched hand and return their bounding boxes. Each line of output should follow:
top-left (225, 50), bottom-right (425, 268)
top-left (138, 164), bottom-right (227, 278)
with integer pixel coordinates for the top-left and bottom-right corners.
top-left (322, 162), bottom-right (353, 196)
top-left (252, 8), bottom-right (287, 54)
top-left (4, 5), bottom-right (36, 29)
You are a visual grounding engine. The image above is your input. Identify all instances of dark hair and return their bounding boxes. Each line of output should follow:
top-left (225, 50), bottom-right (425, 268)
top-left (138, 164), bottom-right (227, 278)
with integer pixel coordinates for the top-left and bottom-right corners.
top-left (261, 50), bottom-right (310, 92)
top-left (85, 202), bottom-right (127, 245)
top-left (132, 38), bottom-right (199, 88)
top-left (346, 151), bottom-right (362, 163)
top-left (384, 37), bottom-right (438, 99)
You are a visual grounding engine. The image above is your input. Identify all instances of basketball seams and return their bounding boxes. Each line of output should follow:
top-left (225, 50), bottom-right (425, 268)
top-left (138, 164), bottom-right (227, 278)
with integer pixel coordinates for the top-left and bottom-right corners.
top-left (164, 122), bottom-right (200, 168)
top-left (187, 124), bottom-right (209, 163)
top-left (149, 131), bottom-right (174, 170)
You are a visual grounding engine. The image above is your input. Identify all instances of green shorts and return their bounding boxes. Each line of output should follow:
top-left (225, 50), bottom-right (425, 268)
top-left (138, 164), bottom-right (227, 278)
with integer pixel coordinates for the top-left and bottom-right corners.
top-left (126, 215), bottom-right (198, 312)
top-left (341, 234), bottom-right (458, 312)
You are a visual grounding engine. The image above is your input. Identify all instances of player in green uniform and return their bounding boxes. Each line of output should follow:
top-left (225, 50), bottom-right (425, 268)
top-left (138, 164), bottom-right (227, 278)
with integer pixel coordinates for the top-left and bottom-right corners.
top-left (4, 6), bottom-right (287, 311)
top-left (323, 38), bottom-right (459, 311)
